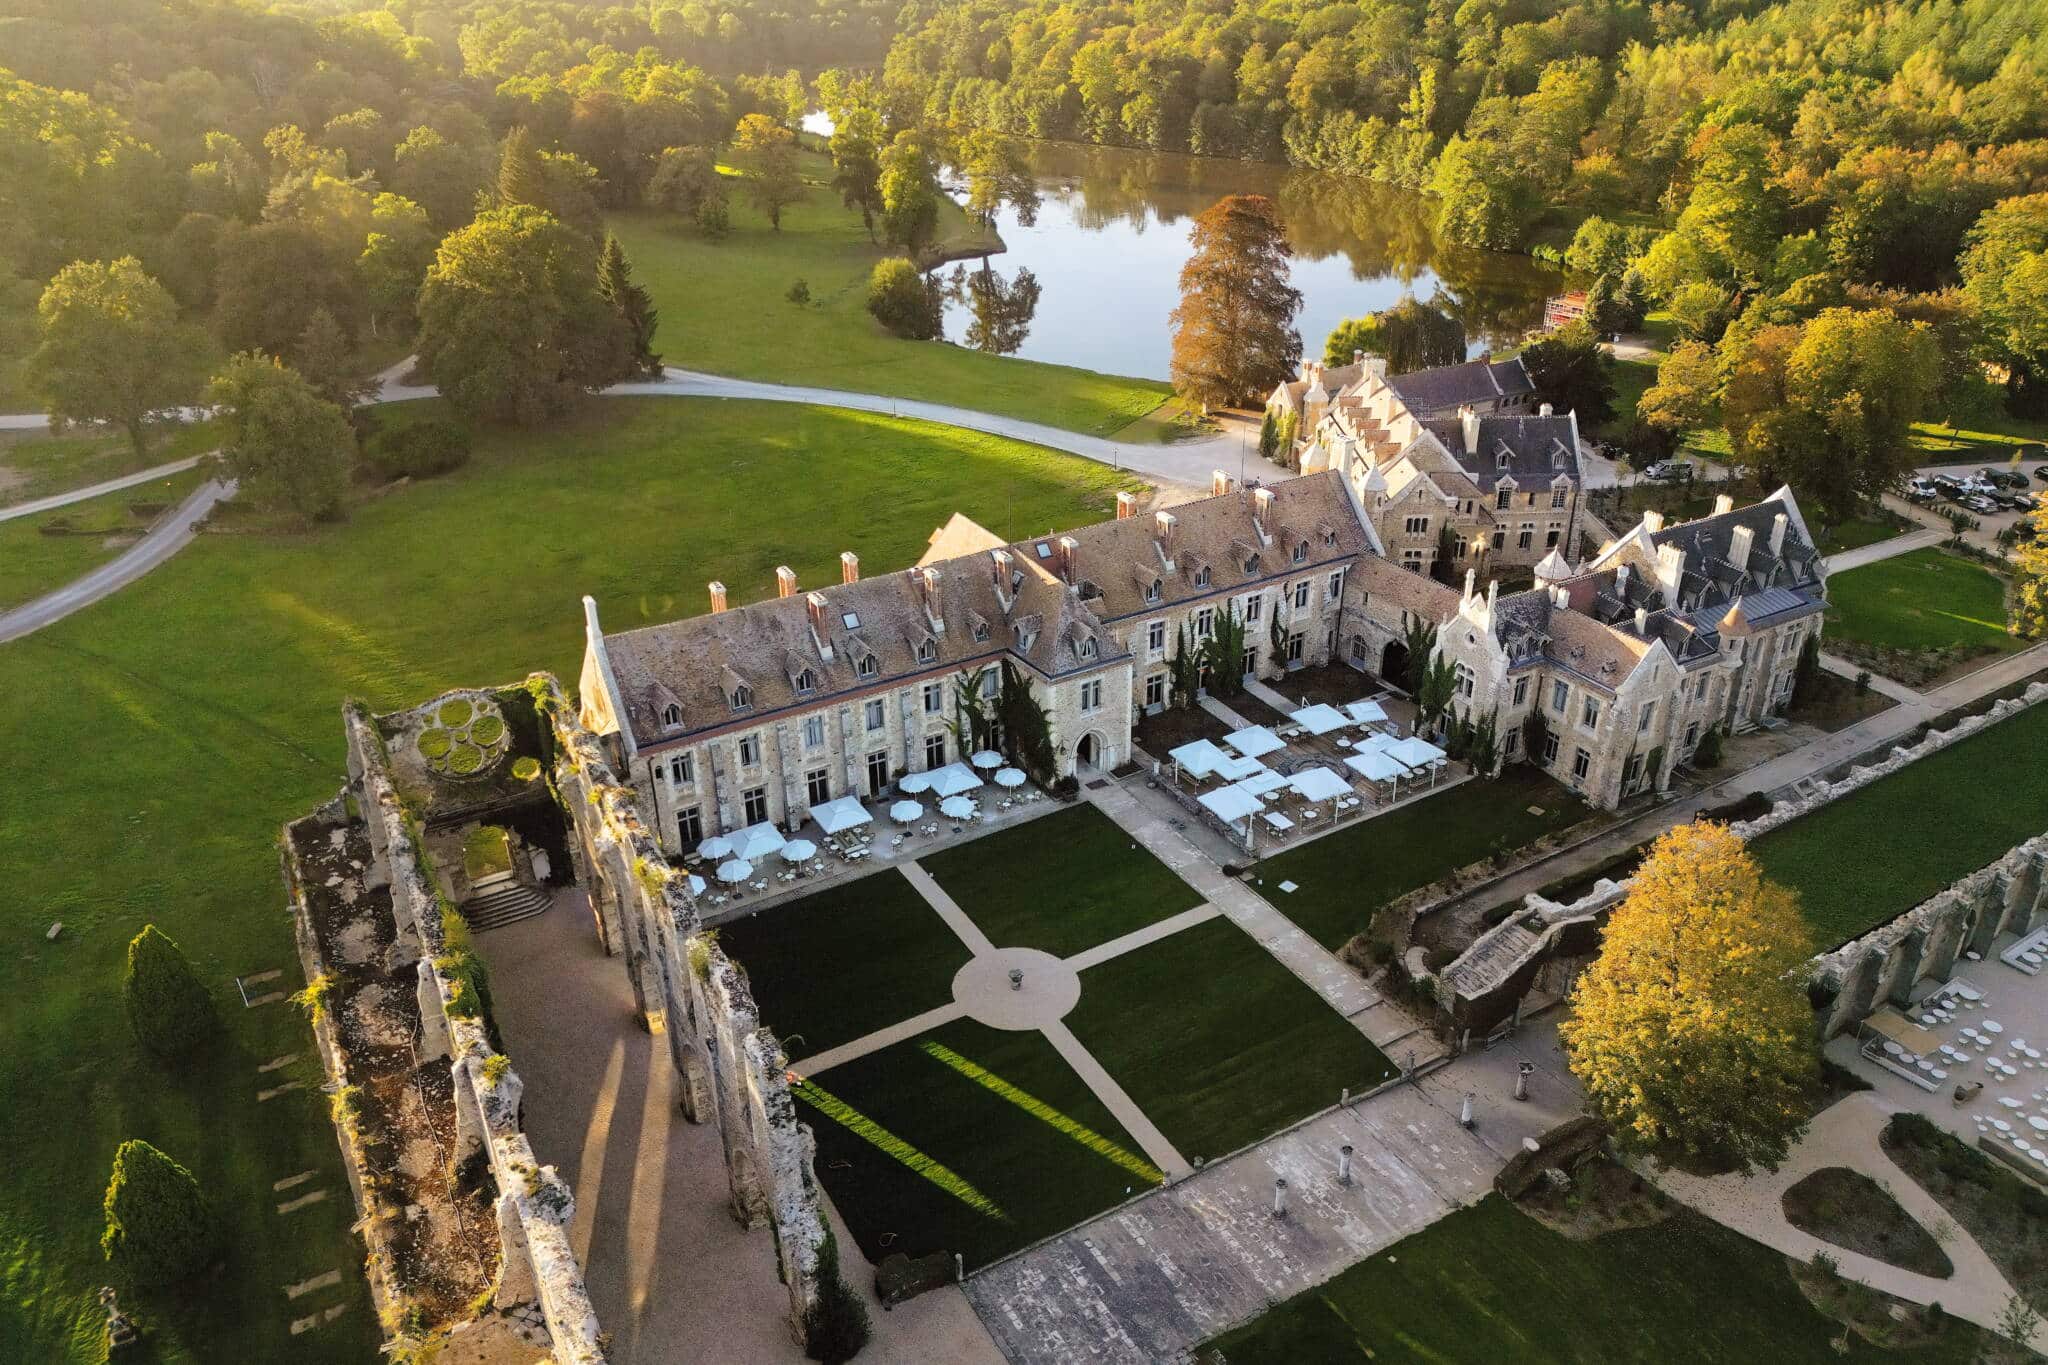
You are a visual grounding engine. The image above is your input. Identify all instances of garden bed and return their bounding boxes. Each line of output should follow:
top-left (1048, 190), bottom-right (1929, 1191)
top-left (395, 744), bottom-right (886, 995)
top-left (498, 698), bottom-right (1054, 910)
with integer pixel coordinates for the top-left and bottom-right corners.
top-left (1780, 1167), bottom-right (1953, 1278)
top-left (1884, 1113), bottom-right (2048, 1315)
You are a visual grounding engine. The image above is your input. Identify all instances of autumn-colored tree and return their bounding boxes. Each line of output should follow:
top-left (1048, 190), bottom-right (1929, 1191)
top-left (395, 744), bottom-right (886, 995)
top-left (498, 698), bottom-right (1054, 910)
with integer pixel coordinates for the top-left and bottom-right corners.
top-left (1637, 339), bottom-right (1721, 443)
top-left (1561, 822), bottom-right (1818, 1172)
top-left (2012, 502), bottom-right (2048, 638)
top-left (1169, 195), bottom-right (1302, 409)
top-left (733, 113), bottom-right (802, 230)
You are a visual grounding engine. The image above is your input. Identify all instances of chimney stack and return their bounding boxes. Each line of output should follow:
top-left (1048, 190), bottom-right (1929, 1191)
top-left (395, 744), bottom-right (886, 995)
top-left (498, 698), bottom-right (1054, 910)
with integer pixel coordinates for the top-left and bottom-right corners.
top-left (1154, 510), bottom-right (1177, 544)
top-left (1713, 493), bottom-right (1734, 517)
top-left (1616, 562), bottom-right (1631, 593)
top-left (776, 565), bottom-right (798, 598)
top-left (1538, 402), bottom-right (1553, 417)
top-left (1634, 606), bottom-right (1649, 635)
top-left (1459, 405), bottom-right (1481, 456)
top-left (841, 551), bottom-right (860, 583)
top-left (1463, 567), bottom-right (1477, 600)
top-left (1253, 486), bottom-right (1275, 520)
top-left (1115, 491), bottom-right (1138, 520)
top-left (1057, 534), bottom-right (1080, 581)
top-left (806, 590), bottom-right (829, 637)
top-left (708, 580), bottom-right (728, 613)
top-left (1212, 469), bottom-right (1231, 497)
top-left (1486, 578), bottom-right (1499, 620)
top-left (1769, 512), bottom-right (1788, 558)
top-left (1641, 510), bottom-right (1665, 534)
top-left (1728, 524), bottom-right (1755, 569)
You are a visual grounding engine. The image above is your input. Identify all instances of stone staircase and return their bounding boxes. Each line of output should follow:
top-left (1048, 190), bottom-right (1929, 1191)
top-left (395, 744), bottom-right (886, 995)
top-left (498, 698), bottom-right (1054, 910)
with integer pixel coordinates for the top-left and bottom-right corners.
top-left (461, 876), bottom-right (551, 932)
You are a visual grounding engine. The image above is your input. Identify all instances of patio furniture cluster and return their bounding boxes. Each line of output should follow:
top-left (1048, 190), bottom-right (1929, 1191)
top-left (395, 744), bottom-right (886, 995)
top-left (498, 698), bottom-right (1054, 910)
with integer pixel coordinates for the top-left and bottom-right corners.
top-left (1855, 977), bottom-right (2048, 1127)
top-left (1161, 692), bottom-right (1453, 851)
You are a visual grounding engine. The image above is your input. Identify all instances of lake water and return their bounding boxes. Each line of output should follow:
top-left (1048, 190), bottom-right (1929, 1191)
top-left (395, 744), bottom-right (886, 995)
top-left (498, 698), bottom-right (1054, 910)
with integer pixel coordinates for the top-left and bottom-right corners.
top-left (924, 141), bottom-right (1562, 382)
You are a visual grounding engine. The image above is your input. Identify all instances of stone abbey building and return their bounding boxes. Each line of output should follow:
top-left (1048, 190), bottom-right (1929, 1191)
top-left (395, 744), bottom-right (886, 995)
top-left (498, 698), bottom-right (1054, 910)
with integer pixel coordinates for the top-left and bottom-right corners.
top-left (578, 363), bottom-right (1826, 855)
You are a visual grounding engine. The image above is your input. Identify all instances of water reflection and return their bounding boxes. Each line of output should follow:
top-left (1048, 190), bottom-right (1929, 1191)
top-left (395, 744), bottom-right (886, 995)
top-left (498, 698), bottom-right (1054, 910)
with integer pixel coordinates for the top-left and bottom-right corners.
top-left (934, 141), bottom-right (1559, 381)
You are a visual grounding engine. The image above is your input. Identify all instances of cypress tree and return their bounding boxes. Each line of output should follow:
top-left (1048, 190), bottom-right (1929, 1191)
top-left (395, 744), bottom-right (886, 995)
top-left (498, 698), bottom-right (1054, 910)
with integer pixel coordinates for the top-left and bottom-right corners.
top-left (497, 126), bottom-right (548, 211)
top-left (597, 233), bottom-right (661, 377)
top-left (102, 1140), bottom-right (219, 1285)
top-left (123, 925), bottom-right (217, 1058)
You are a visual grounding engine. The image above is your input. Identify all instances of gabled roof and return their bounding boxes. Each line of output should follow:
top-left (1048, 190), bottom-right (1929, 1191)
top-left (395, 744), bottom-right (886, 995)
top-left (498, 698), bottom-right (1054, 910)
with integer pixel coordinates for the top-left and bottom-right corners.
top-left (1388, 355), bottom-right (1535, 417)
top-left (1422, 413), bottom-right (1580, 493)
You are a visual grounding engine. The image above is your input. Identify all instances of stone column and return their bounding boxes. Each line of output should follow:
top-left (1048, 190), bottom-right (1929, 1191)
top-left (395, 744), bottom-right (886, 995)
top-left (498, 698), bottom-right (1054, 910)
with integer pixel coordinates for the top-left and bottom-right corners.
top-left (1831, 951), bottom-right (1883, 1039)
top-left (1885, 930), bottom-right (1927, 1007)
top-left (1925, 905), bottom-right (1968, 983)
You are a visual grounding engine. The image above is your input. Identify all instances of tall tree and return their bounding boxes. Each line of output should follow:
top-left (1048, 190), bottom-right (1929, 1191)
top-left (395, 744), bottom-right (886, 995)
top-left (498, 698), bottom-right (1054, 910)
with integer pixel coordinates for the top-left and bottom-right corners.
top-left (957, 128), bottom-right (1038, 229)
top-left (2013, 503), bottom-right (2048, 639)
top-left (878, 132), bottom-right (941, 255)
top-left (497, 125), bottom-right (549, 211)
top-left (290, 307), bottom-right (374, 409)
top-left (1960, 194), bottom-right (2048, 416)
top-left (598, 233), bottom-right (661, 377)
top-left (28, 257), bottom-right (205, 461)
top-left (828, 107), bottom-right (885, 239)
top-left (212, 219), bottom-right (364, 358)
top-left (393, 126), bottom-right (491, 232)
top-left (1323, 297), bottom-right (1464, 370)
top-left (1519, 321), bottom-right (1616, 426)
top-left (733, 113), bottom-right (802, 231)
top-left (102, 1140), bottom-right (218, 1286)
top-left (1169, 195), bottom-right (1303, 409)
top-left (1561, 822), bottom-right (1817, 1172)
top-left (1636, 339), bottom-right (1721, 445)
top-left (123, 925), bottom-right (217, 1059)
top-left (416, 205), bottom-right (634, 424)
top-left (207, 353), bottom-right (354, 521)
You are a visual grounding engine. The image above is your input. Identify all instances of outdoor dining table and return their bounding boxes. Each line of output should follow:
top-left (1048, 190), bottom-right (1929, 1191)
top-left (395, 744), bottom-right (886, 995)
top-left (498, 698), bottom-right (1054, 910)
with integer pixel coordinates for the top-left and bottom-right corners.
top-left (2029, 1116), bottom-right (2048, 1133)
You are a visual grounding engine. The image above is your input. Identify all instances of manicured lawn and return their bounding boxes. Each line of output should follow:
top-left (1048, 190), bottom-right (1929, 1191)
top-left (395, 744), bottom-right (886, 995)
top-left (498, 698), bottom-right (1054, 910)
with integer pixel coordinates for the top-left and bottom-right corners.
top-left (0, 464), bottom-right (211, 610)
top-left (1203, 1196), bottom-right (1982, 1362)
top-left (794, 1018), bottom-right (1159, 1270)
top-left (921, 804), bottom-right (1203, 958)
top-left (0, 397), bottom-right (1138, 1362)
top-left (0, 420), bottom-right (217, 508)
top-left (608, 151), bottom-right (1168, 438)
top-left (1066, 917), bottom-right (1397, 1162)
top-left (1825, 548), bottom-right (2016, 653)
top-left (1751, 700), bottom-right (2048, 946)
top-left (1255, 770), bottom-right (1595, 951)
top-left (1816, 517), bottom-right (1902, 556)
top-left (716, 869), bottom-right (970, 1057)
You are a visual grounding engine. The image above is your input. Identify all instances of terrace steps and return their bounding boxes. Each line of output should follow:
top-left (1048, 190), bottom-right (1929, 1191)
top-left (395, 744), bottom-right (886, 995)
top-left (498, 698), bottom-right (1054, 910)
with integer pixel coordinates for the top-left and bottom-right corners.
top-left (461, 879), bottom-right (551, 932)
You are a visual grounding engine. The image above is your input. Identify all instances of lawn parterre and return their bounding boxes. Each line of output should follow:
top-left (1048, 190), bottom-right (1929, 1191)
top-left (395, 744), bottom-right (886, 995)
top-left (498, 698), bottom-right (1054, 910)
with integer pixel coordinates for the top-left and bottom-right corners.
top-left (716, 869), bottom-right (972, 1057)
top-left (1202, 1196), bottom-right (1983, 1362)
top-left (0, 397), bottom-right (1143, 1363)
top-left (794, 1017), bottom-right (1160, 1269)
top-left (608, 150), bottom-right (1169, 438)
top-left (1750, 698), bottom-right (2048, 947)
top-left (1825, 548), bottom-right (2017, 655)
top-left (1066, 916), bottom-right (1398, 1161)
top-left (920, 804), bottom-right (1204, 958)
top-left (1255, 770), bottom-right (1595, 951)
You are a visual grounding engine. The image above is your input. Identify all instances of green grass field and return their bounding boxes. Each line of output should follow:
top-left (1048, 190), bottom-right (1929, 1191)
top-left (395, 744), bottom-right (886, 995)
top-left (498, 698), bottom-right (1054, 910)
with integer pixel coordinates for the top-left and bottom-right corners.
top-left (0, 421), bottom-right (217, 508)
top-left (920, 804), bottom-right (1204, 958)
top-left (0, 397), bottom-right (1140, 1362)
top-left (0, 465), bottom-right (212, 610)
top-left (1825, 548), bottom-right (2017, 653)
top-left (607, 151), bottom-right (1168, 438)
top-left (1751, 700), bottom-right (2048, 947)
top-left (1255, 770), bottom-right (1594, 951)
top-left (717, 869), bottom-right (970, 1057)
top-left (794, 1018), bottom-right (1160, 1269)
top-left (1203, 1196), bottom-right (1982, 1362)
top-left (1816, 517), bottom-right (1903, 556)
top-left (1066, 917), bottom-right (1397, 1161)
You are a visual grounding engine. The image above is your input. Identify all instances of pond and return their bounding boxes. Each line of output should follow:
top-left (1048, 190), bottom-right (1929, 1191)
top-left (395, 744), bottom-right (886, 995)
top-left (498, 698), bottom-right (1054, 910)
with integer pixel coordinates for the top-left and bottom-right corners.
top-left (923, 141), bottom-right (1563, 381)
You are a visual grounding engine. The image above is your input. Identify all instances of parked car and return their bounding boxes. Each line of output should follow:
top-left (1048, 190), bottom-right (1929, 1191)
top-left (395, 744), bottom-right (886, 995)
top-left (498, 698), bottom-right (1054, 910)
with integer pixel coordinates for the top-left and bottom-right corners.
top-left (1644, 460), bottom-right (1693, 482)
top-left (2032, 466), bottom-right (2048, 484)
top-left (1982, 467), bottom-right (2030, 489)
top-left (1963, 494), bottom-right (2000, 515)
top-left (1905, 477), bottom-right (1939, 502)
top-left (1993, 490), bottom-right (2033, 511)
top-left (1931, 473), bottom-right (1964, 494)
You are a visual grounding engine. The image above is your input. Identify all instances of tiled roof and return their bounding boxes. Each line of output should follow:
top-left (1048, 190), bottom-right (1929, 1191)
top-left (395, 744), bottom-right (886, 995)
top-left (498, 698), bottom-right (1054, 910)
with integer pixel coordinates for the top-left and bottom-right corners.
top-left (1388, 356), bottom-right (1534, 417)
top-left (1421, 413), bottom-right (1580, 493)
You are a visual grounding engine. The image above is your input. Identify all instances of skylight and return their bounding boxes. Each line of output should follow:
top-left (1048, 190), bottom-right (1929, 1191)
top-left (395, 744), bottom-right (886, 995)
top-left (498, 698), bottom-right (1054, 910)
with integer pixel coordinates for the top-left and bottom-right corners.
top-left (841, 611), bottom-right (860, 629)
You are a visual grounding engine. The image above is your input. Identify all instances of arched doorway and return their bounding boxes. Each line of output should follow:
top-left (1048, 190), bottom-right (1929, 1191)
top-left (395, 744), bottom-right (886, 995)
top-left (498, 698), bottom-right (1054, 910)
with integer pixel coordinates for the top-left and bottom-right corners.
top-left (1075, 731), bottom-right (1104, 774)
top-left (1380, 639), bottom-right (1410, 690)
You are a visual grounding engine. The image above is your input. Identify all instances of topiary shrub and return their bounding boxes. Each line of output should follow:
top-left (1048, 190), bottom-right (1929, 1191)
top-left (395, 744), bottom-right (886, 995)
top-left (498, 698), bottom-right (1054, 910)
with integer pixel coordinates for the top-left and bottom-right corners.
top-left (102, 1139), bottom-right (219, 1286)
top-left (511, 756), bottom-right (541, 782)
top-left (123, 925), bottom-right (217, 1059)
top-left (1693, 725), bottom-right (1723, 769)
top-left (469, 715), bottom-right (504, 746)
top-left (417, 727), bottom-right (452, 760)
top-left (802, 1232), bottom-right (872, 1363)
top-left (447, 743), bottom-right (484, 775)
top-left (367, 418), bottom-right (471, 482)
top-left (438, 698), bottom-right (474, 726)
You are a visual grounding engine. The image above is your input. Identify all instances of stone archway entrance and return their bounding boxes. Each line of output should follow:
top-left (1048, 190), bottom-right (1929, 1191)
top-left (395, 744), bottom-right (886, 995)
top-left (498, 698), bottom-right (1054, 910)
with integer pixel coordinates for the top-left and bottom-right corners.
top-left (1075, 731), bottom-right (1106, 774)
top-left (1380, 639), bottom-right (1410, 689)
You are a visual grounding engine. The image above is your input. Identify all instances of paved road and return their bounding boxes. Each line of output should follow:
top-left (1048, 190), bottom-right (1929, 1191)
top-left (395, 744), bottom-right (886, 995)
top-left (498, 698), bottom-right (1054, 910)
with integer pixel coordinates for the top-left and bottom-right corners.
top-left (0, 476), bottom-right (235, 644)
top-left (0, 454), bottom-right (208, 521)
top-left (1822, 525), bottom-right (1945, 575)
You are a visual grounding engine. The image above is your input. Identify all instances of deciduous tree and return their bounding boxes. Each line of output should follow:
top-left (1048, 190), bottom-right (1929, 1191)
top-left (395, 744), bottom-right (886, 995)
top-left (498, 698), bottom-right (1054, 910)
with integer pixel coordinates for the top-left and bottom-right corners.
top-left (28, 257), bottom-right (205, 460)
top-left (1561, 822), bottom-right (1818, 1171)
top-left (1169, 194), bottom-right (1302, 409)
top-left (2012, 503), bottom-right (2048, 638)
top-left (1519, 321), bottom-right (1616, 426)
top-left (878, 132), bottom-right (941, 254)
top-left (866, 257), bottom-right (939, 339)
top-left (102, 1140), bottom-right (218, 1286)
top-left (208, 353), bottom-right (354, 521)
top-left (1323, 297), bottom-right (1463, 371)
top-left (733, 113), bottom-right (802, 231)
top-left (828, 107), bottom-right (885, 239)
top-left (1960, 194), bottom-right (2048, 415)
top-left (1637, 340), bottom-right (1721, 444)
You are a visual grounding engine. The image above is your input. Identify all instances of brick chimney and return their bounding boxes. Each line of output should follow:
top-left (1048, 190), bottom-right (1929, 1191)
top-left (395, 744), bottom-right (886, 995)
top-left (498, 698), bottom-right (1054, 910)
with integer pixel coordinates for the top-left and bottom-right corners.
top-left (1253, 487), bottom-right (1274, 520)
top-left (708, 580), bottom-right (728, 613)
top-left (1115, 491), bottom-right (1137, 520)
top-left (1057, 534), bottom-right (1080, 582)
top-left (776, 565), bottom-right (797, 598)
top-left (1714, 493), bottom-right (1734, 517)
top-left (841, 551), bottom-right (860, 584)
top-left (1154, 510), bottom-right (1177, 545)
top-left (805, 591), bottom-right (829, 637)
top-left (1212, 469), bottom-right (1230, 497)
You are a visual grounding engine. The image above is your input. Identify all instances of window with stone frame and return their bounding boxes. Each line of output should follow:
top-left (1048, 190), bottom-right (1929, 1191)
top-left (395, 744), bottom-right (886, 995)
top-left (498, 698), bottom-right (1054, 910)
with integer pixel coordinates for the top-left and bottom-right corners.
top-left (1327, 568), bottom-right (1346, 600)
top-left (794, 669), bottom-right (815, 695)
top-left (1517, 527), bottom-right (1534, 550)
top-left (1551, 679), bottom-right (1569, 712)
top-left (1546, 525), bottom-right (1562, 547)
top-left (1147, 619), bottom-right (1166, 652)
top-left (1572, 747), bottom-right (1591, 780)
top-left (1293, 581), bottom-right (1310, 610)
top-left (1454, 663), bottom-right (1474, 698)
top-left (803, 715), bottom-right (825, 748)
top-left (1285, 631), bottom-right (1305, 662)
top-left (1496, 487), bottom-right (1511, 509)
top-left (1623, 753), bottom-right (1643, 790)
top-left (924, 733), bottom-right (947, 767)
top-left (1512, 676), bottom-right (1529, 706)
top-left (1552, 487), bottom-right (1568, 509)
top-left (668, 752), bottom-right (693, 785)
top-left (1542, 732), bottom-right (1560, 764)
top-left (1402, 548), bottom-right (1424, 571)
top-left (1144, 673), bottom-right (1166, 708)
top-left (1491, 529), bottom-right (1505, 550)
top-left (1581, 695), bottom-right (1602, 728)
top-left (857, 653), bottom-right (877, 678)
top-left (1244, 593), bottom-right (1263, 622)
top-left (1638, 700), bottom-right (1655, 732)
top-left (922, 681), bottom-right (944, 714)
top-left (663, 702), bottom-right (682, 727)
top-left (865, 750), bottom-right (889, 795)
top-left (676, 806), bottom-right (702, 847)
top-left (1350, 635), bottom-right (1368, 665)
top-left (742, 786), bottom-right (769, 824)
top-left (806, 768), bottom-right (831, 806)
top-left (1195, 607), bottom-right (1214, 637)
top-left (738, 734), bottom-right (762, 766)
top-left (864, 698), bottom-right (885, 731)
top-left (1404, 515), bottom-right (1429, 534)
top-left (1079, 679), bottom-right (1103, 712)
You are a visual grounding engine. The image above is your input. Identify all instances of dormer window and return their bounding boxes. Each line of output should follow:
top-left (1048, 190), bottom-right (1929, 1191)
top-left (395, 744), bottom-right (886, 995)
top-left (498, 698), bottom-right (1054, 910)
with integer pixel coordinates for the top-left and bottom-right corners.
top-left (1245, 553), bottom-right (1261, 573)
top-left (1292, 541), bottom-right (1308, 564)
top-left (662, 703), bottom-right (681, 728)
top-left (857, 654), bottom-right (877, 678)
top-left (1496, 486), bottom-right (1511, 509)
top-left (972, 620), bottom-right (989, 642)
top-left (1144, 579), bottom-right (1161, 603)
top-left (729, 686), bottom-right (752, 711)
top-left (916, 638), bottom-right (935, 664)
top-left (794, 669), bottom-right (815, 695)
top-left (1497, 451), bottom-right (1511, 470)
top-left (1321, 528), bottom-right (1337, 547)
top-left (1194, 566), bottom-right (1211, 588)
top-left (1080, 638), bottom-right (1098, 659)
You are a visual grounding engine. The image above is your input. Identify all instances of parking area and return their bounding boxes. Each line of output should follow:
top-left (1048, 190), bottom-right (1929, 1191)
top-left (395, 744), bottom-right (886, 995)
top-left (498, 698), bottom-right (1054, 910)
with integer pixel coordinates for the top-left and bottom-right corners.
top-left (1906, 455), bottom-right (2046, 554)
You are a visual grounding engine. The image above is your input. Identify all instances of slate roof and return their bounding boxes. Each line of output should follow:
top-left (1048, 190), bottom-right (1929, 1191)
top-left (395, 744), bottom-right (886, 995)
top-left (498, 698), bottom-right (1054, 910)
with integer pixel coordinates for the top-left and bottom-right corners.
top-left (1388, 356), bottom-right (1535, 418)
top-left (1421, 413), bottom-right (1580, 494)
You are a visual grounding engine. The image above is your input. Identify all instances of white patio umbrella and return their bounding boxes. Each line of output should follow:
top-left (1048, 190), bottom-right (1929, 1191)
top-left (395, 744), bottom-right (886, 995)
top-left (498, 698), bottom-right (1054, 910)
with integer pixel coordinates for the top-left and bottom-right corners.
top-left (899, 771), bottom-right (934, 794)
top-left (716, 858), bottom-right (753, 883)
top-left (994, 767), bottom-right (1027, 788)
top-left (969, 749), bottom-right (1004, 768)
top-left (696, 835), bottom-right (733, 860)
top-left (940, 795), bottom-right (976, 819)
top-left (890, 799), bottom-right (925, 823)
top-left (685, 873), bottom-right (707, 896)
top-left (779, 839), bottom-right (818, 862)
